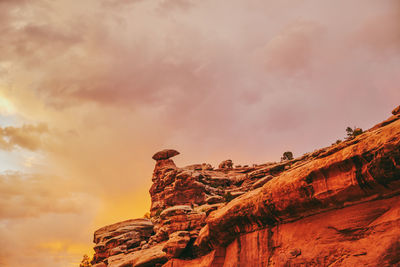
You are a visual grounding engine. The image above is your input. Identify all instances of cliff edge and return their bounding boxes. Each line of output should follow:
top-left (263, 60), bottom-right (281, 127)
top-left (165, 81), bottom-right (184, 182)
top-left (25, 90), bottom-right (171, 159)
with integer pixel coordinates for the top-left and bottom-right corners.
top-left (91, 106), bottom-right (400, 267)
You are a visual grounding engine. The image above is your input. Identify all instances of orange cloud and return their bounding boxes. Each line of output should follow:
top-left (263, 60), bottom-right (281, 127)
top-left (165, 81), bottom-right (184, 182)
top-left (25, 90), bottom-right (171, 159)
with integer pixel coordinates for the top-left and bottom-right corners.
top-left (0, 172), bottom-right (85, 219)
top-left (0, 172), bottom-right (98, 266)
top-left (0, 124), bottom-right (48, 151)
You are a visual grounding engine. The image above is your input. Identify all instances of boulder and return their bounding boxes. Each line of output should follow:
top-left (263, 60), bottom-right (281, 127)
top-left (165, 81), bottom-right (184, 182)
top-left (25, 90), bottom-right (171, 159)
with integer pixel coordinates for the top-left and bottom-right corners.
top-left (152, 149), bottom-right (180, 161)
top-left (202, 163), bottom-right (213, 170)
top-left (218, 159), bottom-right (233, 169)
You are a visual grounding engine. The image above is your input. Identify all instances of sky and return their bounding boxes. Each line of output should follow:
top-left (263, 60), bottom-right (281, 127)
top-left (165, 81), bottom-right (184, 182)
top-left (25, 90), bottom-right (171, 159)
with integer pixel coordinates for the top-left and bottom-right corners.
top-left (0, 0), bottom-right (399, 266)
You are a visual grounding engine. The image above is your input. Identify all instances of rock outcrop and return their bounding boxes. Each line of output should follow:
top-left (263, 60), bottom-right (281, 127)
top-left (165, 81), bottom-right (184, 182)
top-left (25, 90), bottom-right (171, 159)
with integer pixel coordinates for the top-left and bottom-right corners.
top-left (91, 108), bottom-right (400, 267)
top-left (91, 219), bottom-right (154, 265)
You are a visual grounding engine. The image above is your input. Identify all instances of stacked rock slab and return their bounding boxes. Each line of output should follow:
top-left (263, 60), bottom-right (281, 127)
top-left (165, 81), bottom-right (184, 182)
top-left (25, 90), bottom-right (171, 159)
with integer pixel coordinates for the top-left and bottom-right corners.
top-left (91, 107), bottom-right (400, 266)
top-left (91, 219), bottom-right (153, 265)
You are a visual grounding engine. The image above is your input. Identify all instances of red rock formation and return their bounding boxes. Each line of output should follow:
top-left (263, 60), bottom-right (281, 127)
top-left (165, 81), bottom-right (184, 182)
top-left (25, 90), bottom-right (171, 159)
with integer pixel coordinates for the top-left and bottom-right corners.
top-left (91, 107), bottom-right (400, 266)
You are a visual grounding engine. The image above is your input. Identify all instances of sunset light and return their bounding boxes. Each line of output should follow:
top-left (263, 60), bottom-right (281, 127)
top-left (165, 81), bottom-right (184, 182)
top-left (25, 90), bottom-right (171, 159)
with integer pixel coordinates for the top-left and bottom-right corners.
top-left (0, 0), bottom-right (399, 266)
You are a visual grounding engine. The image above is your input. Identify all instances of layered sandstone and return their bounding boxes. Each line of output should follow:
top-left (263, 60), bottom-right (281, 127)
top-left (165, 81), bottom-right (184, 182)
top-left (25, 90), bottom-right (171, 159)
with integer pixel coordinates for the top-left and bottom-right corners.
top-left (91, 109), bottom-right (400, 267)
top-left (91, 219), bottom-right (154, 264)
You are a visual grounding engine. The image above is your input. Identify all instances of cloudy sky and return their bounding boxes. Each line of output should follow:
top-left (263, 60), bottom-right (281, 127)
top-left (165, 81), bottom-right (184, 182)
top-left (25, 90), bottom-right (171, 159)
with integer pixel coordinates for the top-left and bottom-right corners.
top-left (0, 0), bottom-right (399, 266)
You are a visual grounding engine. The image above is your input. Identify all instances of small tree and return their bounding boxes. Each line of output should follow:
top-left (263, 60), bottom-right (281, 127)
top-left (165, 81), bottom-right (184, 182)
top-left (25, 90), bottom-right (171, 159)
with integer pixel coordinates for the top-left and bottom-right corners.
top-left (346, 126), bottom-right (363, 140)
top-left (281, 151), bottom-right (294, 161)
top-left (346, 127), bottom-right (354, 139)
top-left (80, 255), bottom-right (92, 267)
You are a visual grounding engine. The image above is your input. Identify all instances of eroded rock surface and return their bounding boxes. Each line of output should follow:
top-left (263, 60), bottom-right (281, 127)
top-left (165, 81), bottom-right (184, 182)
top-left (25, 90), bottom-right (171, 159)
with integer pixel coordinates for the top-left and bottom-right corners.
top-left (92, 219), bottom-right (154, 264)
top-left (91, 107), bottom-right (400, 267)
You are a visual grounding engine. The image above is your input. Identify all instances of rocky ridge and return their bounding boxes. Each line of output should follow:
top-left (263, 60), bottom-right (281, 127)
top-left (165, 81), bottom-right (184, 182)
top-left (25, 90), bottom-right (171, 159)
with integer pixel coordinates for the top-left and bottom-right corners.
top-left (91, 106), bottom-right (400, 267)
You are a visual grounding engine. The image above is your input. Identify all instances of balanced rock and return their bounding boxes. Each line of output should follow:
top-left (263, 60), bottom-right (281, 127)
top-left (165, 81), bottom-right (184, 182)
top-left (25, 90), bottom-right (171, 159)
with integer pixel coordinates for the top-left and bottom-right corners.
top-left (152, 149), bottom-right (180, 161)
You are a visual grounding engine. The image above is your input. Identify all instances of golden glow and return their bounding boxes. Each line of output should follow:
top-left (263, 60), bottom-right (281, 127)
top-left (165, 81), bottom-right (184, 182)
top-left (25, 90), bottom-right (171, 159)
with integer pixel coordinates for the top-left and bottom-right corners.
top-left (38, 241), bottom-right (93, 266)
top-left (38, 241), bottom-right (92, 255)
top-left (0, 93), bottom-right (15, 115)
top-left (94, 191), bottom-right (151, 228)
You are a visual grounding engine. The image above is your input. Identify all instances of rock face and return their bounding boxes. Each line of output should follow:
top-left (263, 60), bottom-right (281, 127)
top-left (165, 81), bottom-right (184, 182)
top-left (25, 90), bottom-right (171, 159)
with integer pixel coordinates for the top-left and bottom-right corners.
top-left (91, 107), bottom-right (400, 267)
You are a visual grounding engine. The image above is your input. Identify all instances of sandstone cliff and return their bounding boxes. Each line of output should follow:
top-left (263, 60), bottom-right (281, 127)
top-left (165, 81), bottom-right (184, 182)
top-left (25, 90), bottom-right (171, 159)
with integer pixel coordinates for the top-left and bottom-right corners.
top-left (91, 106), bottom-right (400, 267)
